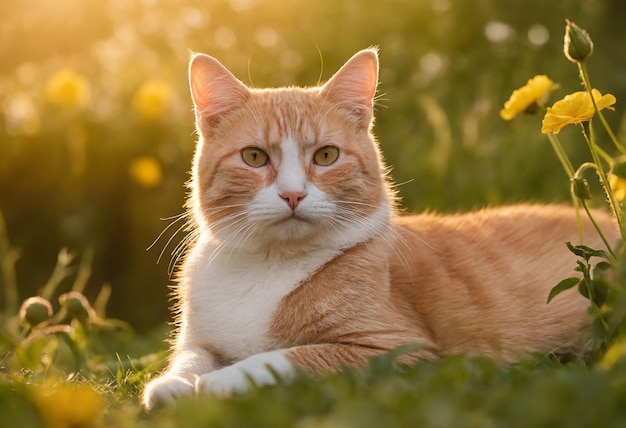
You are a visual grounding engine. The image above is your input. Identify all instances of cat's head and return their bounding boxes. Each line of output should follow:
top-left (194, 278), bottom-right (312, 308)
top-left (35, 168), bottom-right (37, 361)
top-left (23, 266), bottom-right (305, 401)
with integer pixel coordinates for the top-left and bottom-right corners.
top-left (188, 49), bottom-right (394, 251)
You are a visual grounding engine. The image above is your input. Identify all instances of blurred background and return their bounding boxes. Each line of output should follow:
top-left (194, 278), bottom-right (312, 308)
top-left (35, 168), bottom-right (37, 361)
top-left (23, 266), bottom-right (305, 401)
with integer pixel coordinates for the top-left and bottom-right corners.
top-left (1, 0), bottom-right (625, 331)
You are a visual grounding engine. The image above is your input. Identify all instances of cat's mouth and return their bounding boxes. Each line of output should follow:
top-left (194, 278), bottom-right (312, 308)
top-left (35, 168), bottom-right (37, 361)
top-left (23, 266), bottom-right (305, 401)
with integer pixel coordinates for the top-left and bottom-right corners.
top-left (273, 212), bottom-right (312, 225)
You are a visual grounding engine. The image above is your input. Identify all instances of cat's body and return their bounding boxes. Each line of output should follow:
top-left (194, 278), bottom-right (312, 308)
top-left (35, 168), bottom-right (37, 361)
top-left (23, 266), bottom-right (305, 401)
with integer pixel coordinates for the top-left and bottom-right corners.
top-left (142, 49), bottom-right (617, 410)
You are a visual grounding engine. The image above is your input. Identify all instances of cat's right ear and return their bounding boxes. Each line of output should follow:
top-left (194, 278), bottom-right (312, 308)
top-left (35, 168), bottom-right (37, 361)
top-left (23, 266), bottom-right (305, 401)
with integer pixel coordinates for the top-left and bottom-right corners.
top-left (189, 53), bottom-right (250, 133)
top-left (320, 48), bottom-right (379, 128)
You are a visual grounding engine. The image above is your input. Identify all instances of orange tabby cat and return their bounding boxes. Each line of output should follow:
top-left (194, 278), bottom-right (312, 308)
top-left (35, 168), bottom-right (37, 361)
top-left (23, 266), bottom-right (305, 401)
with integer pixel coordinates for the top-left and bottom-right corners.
top-left (142, 48), bottom-right (617, 409)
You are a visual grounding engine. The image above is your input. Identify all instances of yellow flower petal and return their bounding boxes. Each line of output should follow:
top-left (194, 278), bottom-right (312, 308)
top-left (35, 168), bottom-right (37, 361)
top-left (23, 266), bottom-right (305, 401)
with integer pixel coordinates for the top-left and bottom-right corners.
top-left (541, 89), bottom-right (616, 134)
top-left (609, 173), bottom-right (626, 202)
top-left (500, 75), bottom-right (555, 120)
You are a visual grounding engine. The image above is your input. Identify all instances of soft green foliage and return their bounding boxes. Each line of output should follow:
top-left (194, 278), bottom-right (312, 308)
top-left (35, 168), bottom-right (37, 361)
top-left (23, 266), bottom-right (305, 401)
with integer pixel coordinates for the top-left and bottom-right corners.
top-left (4, 346), bottom-right (626, 427)
top-left (2, 0), bottom-right (626, 329)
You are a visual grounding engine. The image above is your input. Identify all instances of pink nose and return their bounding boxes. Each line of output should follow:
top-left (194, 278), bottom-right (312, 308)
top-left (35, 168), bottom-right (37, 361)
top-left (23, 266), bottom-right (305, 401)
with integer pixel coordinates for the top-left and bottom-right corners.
top-left (280, 192), bottom-right (306, 210)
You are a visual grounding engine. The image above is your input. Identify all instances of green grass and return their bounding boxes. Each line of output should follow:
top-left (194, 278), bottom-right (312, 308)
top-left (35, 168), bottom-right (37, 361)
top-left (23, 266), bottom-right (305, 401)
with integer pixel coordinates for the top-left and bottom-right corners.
top-left (4, 337), bottom-right (626, 427)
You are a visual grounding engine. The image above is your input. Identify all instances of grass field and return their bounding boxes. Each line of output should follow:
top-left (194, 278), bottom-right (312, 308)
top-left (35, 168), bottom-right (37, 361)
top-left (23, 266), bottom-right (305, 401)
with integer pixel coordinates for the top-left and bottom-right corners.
top-left (3, 0), bottom-right (626, 426)
top-left (3, 327), bottom-right (626, 427)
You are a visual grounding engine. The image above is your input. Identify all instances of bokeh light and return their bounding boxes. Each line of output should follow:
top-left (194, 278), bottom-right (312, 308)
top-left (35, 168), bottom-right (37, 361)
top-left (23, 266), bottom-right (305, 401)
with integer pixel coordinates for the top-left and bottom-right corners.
top-left (1, 0), bottom-right (625, 330)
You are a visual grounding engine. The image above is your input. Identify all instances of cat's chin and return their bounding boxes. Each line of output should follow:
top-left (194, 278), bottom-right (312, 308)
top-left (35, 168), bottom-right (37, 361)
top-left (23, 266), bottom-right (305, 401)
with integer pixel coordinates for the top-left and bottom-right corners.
top-left (265, 216), bottom-right (318, 242)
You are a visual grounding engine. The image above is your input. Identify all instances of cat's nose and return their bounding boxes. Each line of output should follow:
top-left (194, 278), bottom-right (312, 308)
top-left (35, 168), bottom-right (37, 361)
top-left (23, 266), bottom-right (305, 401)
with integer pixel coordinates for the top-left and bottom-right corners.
top-left (280, 192), bottom-right (306, 210)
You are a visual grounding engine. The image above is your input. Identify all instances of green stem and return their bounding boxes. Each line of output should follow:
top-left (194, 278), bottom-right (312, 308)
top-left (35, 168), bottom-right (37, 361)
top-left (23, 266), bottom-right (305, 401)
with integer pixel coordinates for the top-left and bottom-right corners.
top-left (581, 123), bottom-right (625, 241)
top-left (547, 132), bottom-right (584, 243)
top-left (581, 198), bottom-right (616, 259)
top-left (39, 249), bottom-right (74, 300)
top-left (547, 132), bottom-right (575, 176)
top-left (570, 188), bottom-right (585, 245)
top-left (578, 62), bottom-right (626, 154)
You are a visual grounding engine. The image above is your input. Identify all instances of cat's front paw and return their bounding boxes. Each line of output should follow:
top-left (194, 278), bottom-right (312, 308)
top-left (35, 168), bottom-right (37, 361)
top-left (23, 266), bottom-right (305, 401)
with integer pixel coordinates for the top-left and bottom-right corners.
top-left (196, 366), bottom-right (251, 397)
top-left (142, 375), bottom-right (194, 411)
top-left (196, 351), bottom-right (294, 397)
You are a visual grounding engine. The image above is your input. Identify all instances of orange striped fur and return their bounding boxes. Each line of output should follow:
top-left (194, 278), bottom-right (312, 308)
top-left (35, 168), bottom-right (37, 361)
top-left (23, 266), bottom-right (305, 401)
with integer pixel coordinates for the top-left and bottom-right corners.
top-left (142, 49), bottom-right (617, 410)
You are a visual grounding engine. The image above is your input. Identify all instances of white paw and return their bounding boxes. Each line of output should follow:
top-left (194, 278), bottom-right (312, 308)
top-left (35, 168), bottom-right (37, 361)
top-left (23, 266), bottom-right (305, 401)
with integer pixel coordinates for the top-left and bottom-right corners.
top-left (196, 351), bottom-right (294, 397)
top-left (196, 365), bottom-right (252, 397)
top-left (142, 375), bottom-right (194, 410)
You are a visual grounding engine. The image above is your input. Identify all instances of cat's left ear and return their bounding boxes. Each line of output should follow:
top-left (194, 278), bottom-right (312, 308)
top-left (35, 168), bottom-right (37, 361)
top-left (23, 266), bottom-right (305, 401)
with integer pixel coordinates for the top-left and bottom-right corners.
top-left (189, 53), bottom-right (250, 133)
top-left (320, 48), bottom-right (379, 127)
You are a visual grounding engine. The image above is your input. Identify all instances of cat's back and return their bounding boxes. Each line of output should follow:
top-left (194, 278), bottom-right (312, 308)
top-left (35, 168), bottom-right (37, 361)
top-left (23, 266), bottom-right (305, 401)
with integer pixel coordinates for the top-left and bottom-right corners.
top-left (388, 204), bottom-right (616, 359)
top-left (392, 204), bottom-right (613, 256)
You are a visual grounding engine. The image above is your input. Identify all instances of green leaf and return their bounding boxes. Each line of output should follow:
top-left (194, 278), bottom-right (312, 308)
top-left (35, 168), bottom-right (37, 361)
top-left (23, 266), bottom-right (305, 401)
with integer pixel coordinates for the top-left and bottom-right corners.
top-left (367, 343), bottom-right (425, 375)
top-left (547, 277), bottom-right (581, 303)
top-left (593, 261), bottom-right (613, 276)
top-left (566, 242), bottom-right (609, 261)
top-left (590, 262), bottom-right (612, 306)
top-left (578, 281), bottom-right (590, 299)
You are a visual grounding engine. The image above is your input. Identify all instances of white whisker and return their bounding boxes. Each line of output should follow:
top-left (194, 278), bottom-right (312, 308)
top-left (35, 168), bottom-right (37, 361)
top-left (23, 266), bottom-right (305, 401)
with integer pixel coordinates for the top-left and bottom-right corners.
top-left (159, 221), bottom-right (190, 266)
top-left (390, 179), bottom-right (415, 189)
top-left (148, 212), bottom-right (188, 252)
top-left (205, 215), bottom-right (252, 266)
top-left (168, 230), bottom-right (199, 276)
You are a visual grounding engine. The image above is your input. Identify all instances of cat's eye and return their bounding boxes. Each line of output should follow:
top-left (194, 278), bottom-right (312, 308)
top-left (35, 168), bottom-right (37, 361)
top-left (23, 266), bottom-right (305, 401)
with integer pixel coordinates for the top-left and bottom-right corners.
top-left (313, 146), bottom-right (339, 166)
top-left (241, 147), bottom-right (269, 167)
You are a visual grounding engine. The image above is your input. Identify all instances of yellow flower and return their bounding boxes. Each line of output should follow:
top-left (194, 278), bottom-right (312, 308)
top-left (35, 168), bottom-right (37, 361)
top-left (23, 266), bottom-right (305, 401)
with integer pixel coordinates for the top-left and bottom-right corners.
top-left (600, 339), bottom-right (626, 370)
top-left (609, 173), bottom-right (626, 202)
top-left (44, 69), bottom-right (90, 108)
top-left (500, 75), bottom-right (555, 120)
top-left (34, 383), bottom-right (102, 428)
top-left (133, 79), bottom-right (173, 120)
top-left (129, 157), bottom-right (163, 188)
top-left (541, 89), bottom-right (616, 134)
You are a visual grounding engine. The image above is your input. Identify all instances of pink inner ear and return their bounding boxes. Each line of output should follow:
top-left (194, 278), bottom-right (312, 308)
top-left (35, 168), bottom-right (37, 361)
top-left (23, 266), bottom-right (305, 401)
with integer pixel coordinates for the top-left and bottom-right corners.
top-left (189, 54), bottom-right (250, 128)
top-left (321, 49), bottom-right (379, 114)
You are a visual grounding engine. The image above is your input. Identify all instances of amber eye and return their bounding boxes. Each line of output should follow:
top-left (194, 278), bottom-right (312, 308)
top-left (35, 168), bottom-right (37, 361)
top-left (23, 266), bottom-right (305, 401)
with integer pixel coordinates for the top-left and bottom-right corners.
top-left (313, 146), bottom-right (339, 166)
top-left (241, 147), bottom-right (269, 167)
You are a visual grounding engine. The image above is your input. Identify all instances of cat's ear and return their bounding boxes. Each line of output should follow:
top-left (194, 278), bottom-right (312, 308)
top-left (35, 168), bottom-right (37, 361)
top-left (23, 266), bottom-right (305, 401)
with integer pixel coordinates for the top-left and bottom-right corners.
top-left (320, 48), bottom-right (379, 127)
top-left (189, 53), bottom-right (250, 132)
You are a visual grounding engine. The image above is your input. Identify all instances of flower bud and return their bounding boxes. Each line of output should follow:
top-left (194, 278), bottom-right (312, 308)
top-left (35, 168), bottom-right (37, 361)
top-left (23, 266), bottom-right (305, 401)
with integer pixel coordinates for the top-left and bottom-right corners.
top-left (19, 296), bottom-right (53, 327)
top-left (571, 177), bottom-right (592, 200)
top-left (564, 19), bottom-right (593, 63)
top-left (59, 291), bottom-right (95, 324)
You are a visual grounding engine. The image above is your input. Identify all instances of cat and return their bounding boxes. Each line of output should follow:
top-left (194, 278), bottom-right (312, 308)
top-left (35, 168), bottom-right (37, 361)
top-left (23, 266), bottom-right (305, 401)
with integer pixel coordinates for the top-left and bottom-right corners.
top-left (142, 48), bottom-right (617, 410)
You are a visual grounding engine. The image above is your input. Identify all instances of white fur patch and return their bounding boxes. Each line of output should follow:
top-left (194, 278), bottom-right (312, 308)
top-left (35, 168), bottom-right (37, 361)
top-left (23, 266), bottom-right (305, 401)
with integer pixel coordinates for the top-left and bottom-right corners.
top-left (196, 350), bottom-right (294, 396)
top-left (183, 241), bottom-right (337, 360)
top-left (275, 136), bottom-right (307, 196)
top-left (182, 201), bottom-right (391, 360)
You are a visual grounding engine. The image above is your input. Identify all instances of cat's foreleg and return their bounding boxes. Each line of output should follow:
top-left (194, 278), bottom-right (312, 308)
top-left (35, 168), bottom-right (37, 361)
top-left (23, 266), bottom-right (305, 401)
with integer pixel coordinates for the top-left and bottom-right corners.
top-left (195, 343), bottom-right (385, 396)
top-left (142, 347), bottom-right (218, 410)
top-left (196, 349), bottom-right (294, 397)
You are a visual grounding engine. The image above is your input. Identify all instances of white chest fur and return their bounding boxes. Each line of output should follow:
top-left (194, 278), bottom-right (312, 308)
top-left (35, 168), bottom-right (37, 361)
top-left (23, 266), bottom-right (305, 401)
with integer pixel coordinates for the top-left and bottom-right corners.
top-left (181, 241), bottom-right (337, 360)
